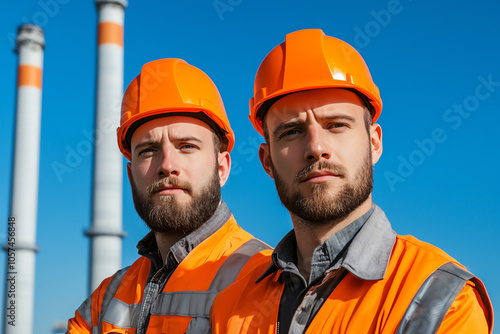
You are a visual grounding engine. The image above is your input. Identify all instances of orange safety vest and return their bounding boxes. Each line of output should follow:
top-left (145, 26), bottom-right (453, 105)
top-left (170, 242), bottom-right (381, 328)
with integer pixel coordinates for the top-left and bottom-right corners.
top-left (68, 215), bottom-right (271, 334)
top-left (211, 220), bottom-right (493, 333)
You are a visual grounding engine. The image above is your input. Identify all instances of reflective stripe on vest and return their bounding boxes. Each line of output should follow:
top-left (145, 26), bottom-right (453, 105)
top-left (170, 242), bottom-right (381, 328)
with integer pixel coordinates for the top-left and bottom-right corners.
top-left (102, 298), bottom-right (141, 328)
top-left (209, 238), bottom-right (271, 292)
top-left (96, 266), bottom-right (131, 334)
top-left (77, 292), bottom-right (93, 327)
top-left (151, 291), bottom-right (217, 317)
top-left (285, 262), bottom-right (475, 334)
top-left (396, 262), bottom-right (473, 334)
top-left (76, 266), bottom-right (131, 332)
top-left (149, 239), bottom-right (271, 317)
top-left (99, 238), bottom-right (270, 331)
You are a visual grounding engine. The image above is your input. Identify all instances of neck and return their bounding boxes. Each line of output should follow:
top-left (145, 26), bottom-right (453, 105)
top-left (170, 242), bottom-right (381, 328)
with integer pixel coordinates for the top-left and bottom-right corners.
top-left (154, 231), bottom-right (188, 264)
top-left (292, 197), bottom-right (372, 280)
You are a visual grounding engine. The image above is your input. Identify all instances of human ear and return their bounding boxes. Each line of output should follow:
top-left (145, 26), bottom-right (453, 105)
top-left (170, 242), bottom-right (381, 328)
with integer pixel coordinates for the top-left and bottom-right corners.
top-left (259, 143), bottom-right (274, 179)
top-left (126, 162), bottom-right (133, 184)
top-left (370, 124), bottom-right (383, 165)
top-left (218, 151), bottom-right (231, 187)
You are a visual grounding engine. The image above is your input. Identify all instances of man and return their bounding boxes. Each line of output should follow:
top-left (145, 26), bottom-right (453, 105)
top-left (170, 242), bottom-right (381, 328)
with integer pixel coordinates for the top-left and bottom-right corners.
top-left (67, 58), bottom-right (270, 334)
top-left (211, 29), bottom-right (493, 333)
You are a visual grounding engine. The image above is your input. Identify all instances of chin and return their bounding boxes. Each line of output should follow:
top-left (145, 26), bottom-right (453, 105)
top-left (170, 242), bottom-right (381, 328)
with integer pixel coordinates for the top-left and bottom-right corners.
top-left (159, 195), bottom-right (192, 206)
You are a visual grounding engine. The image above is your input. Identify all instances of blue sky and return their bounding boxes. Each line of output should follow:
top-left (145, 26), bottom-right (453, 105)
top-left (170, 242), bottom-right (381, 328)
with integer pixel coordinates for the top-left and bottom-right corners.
top-left (1, 1), bottom-right (499, 333)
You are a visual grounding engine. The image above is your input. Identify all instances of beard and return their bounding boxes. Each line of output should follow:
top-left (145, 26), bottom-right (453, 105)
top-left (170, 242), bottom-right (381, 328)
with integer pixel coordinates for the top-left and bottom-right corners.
top-left (271, 147), bottom-right (373, 225)
top-left (130, 165), bottom-right (221, 234)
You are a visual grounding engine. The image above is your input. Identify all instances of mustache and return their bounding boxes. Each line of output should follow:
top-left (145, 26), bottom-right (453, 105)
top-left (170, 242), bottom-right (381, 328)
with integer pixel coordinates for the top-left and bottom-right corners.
top-left (295, 161), bottom-right (347, 182)
top-left (147, 177), bottom-right (192, 196)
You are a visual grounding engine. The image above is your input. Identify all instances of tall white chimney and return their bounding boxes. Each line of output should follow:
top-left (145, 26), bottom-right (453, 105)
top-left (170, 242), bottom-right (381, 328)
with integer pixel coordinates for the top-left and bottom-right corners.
top-left (86, 0), bottom-right (127, 293)
top-left (4, 23), bottom-right (45, 334)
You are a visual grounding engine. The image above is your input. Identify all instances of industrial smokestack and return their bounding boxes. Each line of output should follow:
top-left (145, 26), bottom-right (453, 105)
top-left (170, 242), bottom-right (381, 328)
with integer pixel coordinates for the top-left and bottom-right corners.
top-left (86, 0), bottom-right (127, 293)
top-left (4, 23), bottom-right (44, 334)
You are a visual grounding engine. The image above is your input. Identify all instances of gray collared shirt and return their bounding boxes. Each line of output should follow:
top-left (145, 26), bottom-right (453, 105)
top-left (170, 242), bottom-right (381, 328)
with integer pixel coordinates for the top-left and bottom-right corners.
top-left (134, 202), bottom-right (232, 333)
top-left (257, 204), bottom-right (397, 334)
top-left (137, 201), bottom-right (232, 274)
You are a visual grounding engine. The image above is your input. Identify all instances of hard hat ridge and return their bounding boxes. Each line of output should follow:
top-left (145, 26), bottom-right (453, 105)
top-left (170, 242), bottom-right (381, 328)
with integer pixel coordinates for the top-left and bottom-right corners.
top-left (117, 58), bottom-right (235, 160)
top-left (249, 29), bottom-right (382, 137)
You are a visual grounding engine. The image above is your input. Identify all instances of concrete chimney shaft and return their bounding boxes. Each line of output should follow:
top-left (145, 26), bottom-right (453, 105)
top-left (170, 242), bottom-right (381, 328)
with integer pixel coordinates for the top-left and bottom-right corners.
top-left (86, 0), bottom-right (127, 293)
top-left (4, 23), bottom-right (44, 334)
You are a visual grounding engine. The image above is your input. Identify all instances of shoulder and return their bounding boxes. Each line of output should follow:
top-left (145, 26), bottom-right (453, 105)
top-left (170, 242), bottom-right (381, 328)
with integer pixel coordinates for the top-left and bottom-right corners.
top-left (98, 258), bottom-right (150, 295)
top-left (218, 254), bottom-right (274, 297)
top-left (212, 255), bottom-right (275, 317)
top-left (437, 276), bottom-right (493, 333)
top-left (378, 234), bottom-right (467, 298)
top-left (391, 235), bottom-right (493, 332)
top-left (219, 216), bottom-right (273, 258)
top-left (394, 234), bottom-right (461, 266)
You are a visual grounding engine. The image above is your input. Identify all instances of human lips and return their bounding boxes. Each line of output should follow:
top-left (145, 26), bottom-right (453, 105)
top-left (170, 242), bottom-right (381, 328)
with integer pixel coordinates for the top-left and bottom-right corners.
top-left (148, 178), bottom-right (191, 196)
top-left (300, 170), bottom-right (340, 183)
top-left (155, 184), bottom-right (186, 195)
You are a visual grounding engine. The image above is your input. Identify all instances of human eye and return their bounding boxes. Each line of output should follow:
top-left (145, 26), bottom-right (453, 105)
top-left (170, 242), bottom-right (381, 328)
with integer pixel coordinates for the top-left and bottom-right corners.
top-left (278, 128), bottom-right (302, 140)
top-left (138, 147), bottom-right (157, 156)
top-left (328, 122), bottom-right (349, 131)
top-left (179, 143), bottom-right (199, 152)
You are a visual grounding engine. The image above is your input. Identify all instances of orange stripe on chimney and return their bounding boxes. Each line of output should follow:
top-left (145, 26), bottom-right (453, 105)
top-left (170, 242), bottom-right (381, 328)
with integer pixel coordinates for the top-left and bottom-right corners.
top-left (17, 65), bottom-right (42, 88)
top-left (98, 22), bottom-right (124, 46)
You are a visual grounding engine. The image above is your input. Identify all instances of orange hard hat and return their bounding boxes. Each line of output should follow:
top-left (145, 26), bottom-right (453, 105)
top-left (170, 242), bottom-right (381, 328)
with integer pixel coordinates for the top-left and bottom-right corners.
top-left (117, 58), bottom-right (235, 160)
top-left (249, 29), bottom-right (382, 136)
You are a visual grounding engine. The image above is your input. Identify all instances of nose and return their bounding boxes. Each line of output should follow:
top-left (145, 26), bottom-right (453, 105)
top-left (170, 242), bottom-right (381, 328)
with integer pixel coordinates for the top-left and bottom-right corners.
top-left (303, 124), bottom-right (332, 162)
top-left (156, 145), bottom-right (180, 177)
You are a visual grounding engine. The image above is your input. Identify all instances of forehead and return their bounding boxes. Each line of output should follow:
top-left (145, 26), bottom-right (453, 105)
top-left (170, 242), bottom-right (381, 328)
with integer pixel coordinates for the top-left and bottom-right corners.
top-left (265, 89), bottom-right (366, 127)
top-left (131, 116), bottom-right (214, 143)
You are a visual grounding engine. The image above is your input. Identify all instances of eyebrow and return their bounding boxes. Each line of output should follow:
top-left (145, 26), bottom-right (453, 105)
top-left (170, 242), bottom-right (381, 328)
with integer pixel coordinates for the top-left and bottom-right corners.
top-left (273, 121), bottom-right (303, 137)
top-left (272, 114), bottom-right (356, 136)
top-left (133, 136), bottom-right (203, 151)
top-left (133, 140), bottom-right (158, 152)
top-left (175, 136), bottom-right (204, 144)
top-left (325, 114), bottom-right (356, 123)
